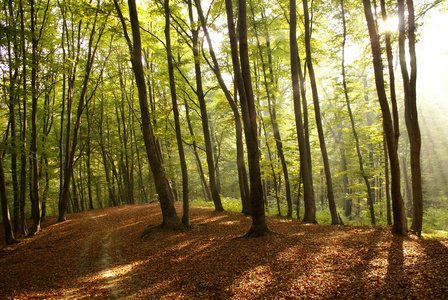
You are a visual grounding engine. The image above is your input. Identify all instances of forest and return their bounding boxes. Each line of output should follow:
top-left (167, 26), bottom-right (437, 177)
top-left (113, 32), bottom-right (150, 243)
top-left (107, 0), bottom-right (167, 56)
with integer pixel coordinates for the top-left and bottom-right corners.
top-left (1, 0), bottom-right (448, 245)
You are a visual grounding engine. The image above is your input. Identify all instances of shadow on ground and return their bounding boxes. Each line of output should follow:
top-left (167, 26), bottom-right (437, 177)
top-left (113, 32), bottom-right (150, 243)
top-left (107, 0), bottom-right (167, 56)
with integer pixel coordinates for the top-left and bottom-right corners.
top-left (1, 203), bottom-right (448, 299)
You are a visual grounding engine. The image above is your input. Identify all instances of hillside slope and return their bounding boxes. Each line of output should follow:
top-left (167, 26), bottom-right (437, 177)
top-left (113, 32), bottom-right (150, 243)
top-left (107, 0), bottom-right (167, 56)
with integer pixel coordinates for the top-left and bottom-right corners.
top-left (1, 203), bottom-right (448, 299)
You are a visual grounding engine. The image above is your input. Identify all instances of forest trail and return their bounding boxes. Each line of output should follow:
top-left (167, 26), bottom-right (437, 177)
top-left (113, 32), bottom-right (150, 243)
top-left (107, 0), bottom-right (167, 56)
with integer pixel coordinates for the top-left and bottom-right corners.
top-left (77, 211), bottom-right (124, 299)
top-left (1, 203), bottom-right (448, 299)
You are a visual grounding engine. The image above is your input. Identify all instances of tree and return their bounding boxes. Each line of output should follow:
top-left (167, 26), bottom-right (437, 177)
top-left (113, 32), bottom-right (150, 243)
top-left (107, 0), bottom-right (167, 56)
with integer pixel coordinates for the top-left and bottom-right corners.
top-left (19, 0), bottom-right (28, 236)
top-left (185, 0), bottom-right (223, 212)
top-left (114, 0), bottom-right (182, 230)
top-left (290, 0), bottom-right (316, 223)
top-left (164, 0), bottom-right (191, 227)
top-left (58, 0), bottom-right (110, 222)
top-left (0, 152), bottom-right (18, 245)
top-left (362, 0), bottom-right (407, 235)
top-left (398, 0), bottom-right (422, 237)
top-left (225, 0), bottom-right (270, 236)
top-left (302, 0), bottom-right (340, 225)
top-left (249, 1), bottom-right (293, 218)
top-left (340, 0), bottom-right (375, 225)
top-left (195, 0), bottom-right (251, 215)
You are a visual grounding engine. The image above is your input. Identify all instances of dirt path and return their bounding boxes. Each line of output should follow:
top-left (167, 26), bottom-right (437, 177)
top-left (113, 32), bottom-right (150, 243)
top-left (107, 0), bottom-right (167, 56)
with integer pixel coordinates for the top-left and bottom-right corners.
top-left (1, 203), bottom-right (448, 299)
top-left (78, 211), bottom-right (124, 299)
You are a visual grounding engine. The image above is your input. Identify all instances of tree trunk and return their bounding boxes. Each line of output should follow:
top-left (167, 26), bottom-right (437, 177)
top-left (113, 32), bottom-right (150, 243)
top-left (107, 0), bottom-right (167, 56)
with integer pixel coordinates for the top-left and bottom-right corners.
top-left (302, 0), bottom-right (339, 225)
top-left (115, 0), bottom-right (182, 230)
top-left (165, 0), bottom-right (190, 227)
top-left (225, 0), bottom-right (270, 237)
top-left (384, 134), bottom-right (392, 225)
top-left (5, 0), bottom-right (21, 234)
top-left (363, 0), bottom-right (407, 235)
top-left (398, 0), bottom-right (422, 237)
top-left (290, 0), bottom-right (316, 224)
top-left (185, 100), bottom-right (212, 202)
top-left (19, 0), bottom-right (28, 237)
top-left (0, 153), bottom-right (18, 245)
top-left (188, 0), bottom-right (223, 212)
top-left (250, 5), bottom-right (293, 218)
top-left (195, 0), bottom-right (251, 215)
top-left (380, 0), bottom-right (400, 148)
top-left (341, 0), bottom-right (375, 225)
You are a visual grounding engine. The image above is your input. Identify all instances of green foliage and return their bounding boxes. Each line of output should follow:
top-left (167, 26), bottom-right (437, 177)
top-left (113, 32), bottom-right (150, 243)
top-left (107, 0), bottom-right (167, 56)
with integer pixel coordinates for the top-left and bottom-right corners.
top-left (0, 0), bottom-right (445, 236)
top-left (424, 200), bottom-right (448, 232)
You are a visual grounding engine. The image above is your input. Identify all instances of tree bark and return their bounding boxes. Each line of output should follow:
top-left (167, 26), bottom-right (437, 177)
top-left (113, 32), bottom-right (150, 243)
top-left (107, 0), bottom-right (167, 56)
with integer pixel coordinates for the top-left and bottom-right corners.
top-left (165, 0), bottom-right (191, 227)
top-left (4, 0), bottom-right (21, 232)
top-left (0, 153), bottom-right (18, 245)
top-left (363, 0), bottom-right (407, 235)
top-left (341, 0), bottom-right (375, 225)
top-left (225, 0), bottom-right (270, 236)
top-left (19, 0), bottom-right (28, 236)
top-left (184, 98), bottom-right (212, 202)
top-left (194, 0), bottom-right (251, 215)
top-left (398, 0), bottom-right (422, 237)
top-left (250, 4), bottom-right (293, 218)
top-left (115, 0), bottom-right (182, 230)
top-left (290, 0), bottom-right (316, 223)
top-left (58, 3), bottom-right (107, 222)
top-left (302, 0), bottom-right (339, 225)
top-left (29, 0), bottom-right (41, 235)
top-left (380, 0), bottom-right (400, 148)
top-left (188, 0), bottom-right (223, 212)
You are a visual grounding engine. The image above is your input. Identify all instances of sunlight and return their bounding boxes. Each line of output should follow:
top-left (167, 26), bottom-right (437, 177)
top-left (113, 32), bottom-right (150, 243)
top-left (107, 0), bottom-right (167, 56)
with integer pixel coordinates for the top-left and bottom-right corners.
top-left (80, 260), bottom-right (146, 283)
top-left (379, 15), bottom-right (398, 33)
top-left (229, 265), bottom-right (274, 299)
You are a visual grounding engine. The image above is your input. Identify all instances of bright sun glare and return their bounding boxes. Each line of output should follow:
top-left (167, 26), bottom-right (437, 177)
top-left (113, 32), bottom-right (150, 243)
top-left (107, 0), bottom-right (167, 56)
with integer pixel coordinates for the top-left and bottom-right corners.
top-left (380, 16), bottom-right (399, 33)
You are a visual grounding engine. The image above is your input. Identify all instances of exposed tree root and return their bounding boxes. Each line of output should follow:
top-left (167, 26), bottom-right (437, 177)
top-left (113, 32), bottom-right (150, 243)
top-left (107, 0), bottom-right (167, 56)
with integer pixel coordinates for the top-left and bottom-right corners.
top-left (240, 225), bottom-right (274, 238)
top-left (141, 223), bottom-right (188, 238)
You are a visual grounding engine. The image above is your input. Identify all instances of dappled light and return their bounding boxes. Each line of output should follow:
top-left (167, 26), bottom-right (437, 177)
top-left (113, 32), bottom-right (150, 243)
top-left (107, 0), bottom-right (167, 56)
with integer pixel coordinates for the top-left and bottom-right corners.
top-left (1, 204), bottom-right (448, 299)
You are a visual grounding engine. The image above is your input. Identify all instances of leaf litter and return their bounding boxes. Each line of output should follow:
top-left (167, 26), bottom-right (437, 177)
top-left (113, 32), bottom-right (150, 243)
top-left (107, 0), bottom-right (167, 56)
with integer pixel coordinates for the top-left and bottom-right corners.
top-left (1, 203), bottom-right (447, 299)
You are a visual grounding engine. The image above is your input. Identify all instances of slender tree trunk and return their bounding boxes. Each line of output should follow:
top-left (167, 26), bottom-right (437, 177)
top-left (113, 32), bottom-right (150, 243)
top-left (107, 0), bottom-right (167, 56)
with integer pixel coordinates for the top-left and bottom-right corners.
top-left (341, 0), bottom-right (375, 225)
top-left (115, 0), bottom-right (182, 230)
top-left (165, 0), bottom-right (190, 227)
top-left (86, 122), bottom-right (94, 210)
top-left (58, 4), bottom-right (109, 221)
top-left (363, 0), bottom-right (407, 235)
top-left (250, 4), bottom-right (293, 217)
top-left (19, 0), bottom-right (28, 236)
top-left (260, 114), bottom-right (281, 216)
top-left (302, 0), bottom-right (339, 225)
top-left (290, 0), bottom-right (316, 223)
top-left (225, 0), bottom-right (270, 237)
top-left (398, 0), bottom-right (422, 237)
top-left (380, 0), bottom-right (400, 148)
top-left (384, 134), bottom-right (392, 225)
top-left (99, 100), bottom-right (116, 206)
top-left (30, 0), bottom-right (40, 235)
top-left (194, 0), bottom-right (251, 214)
top-left (0, 153), bottom-right (18, 245)
top-left (184, 99), bottom-right (212, 202)
top-left (5, 0), bottom-right (21, 234)
top-left (187, 0), bottom-right (223, 212)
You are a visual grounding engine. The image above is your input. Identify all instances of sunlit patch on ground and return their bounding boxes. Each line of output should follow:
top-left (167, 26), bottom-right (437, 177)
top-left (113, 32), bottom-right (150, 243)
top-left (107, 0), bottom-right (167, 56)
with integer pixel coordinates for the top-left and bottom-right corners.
top-left (2, 204), bottom-right (448, 299)
top-left (229, 265), bottom-right (274, 299)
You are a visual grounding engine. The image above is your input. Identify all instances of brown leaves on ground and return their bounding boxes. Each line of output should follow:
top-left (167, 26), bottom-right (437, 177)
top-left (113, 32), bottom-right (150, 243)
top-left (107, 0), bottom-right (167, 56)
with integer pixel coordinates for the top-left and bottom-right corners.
top-left (1, 203), bottom-right (448, 299)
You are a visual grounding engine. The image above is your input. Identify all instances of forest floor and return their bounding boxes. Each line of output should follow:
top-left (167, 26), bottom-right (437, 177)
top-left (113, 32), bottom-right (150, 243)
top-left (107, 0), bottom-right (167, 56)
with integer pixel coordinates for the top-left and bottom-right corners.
top-left (1, 203), bottom-right (448, 299)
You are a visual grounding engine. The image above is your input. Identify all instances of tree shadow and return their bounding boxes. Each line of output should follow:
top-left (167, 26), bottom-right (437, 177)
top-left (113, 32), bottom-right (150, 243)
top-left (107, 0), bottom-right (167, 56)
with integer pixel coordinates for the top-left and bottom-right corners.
top-left (2, 204), bottom-right (448, 299)
top-left (383, 235), bottom-right (409, 297)
top-left (417, 238), bottom-right (448, 297)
